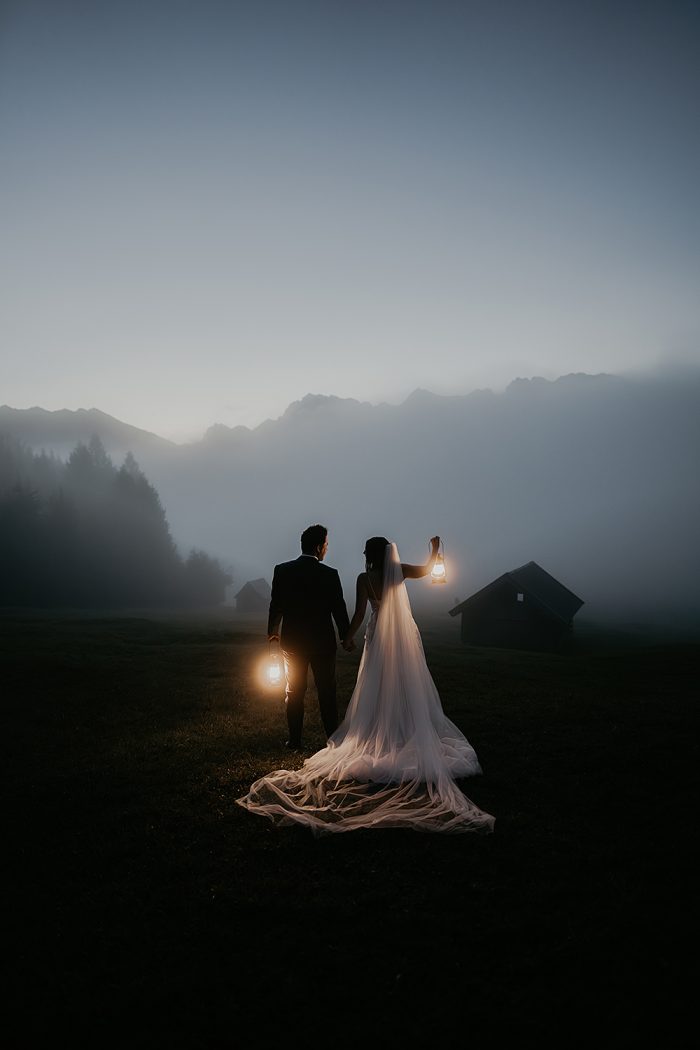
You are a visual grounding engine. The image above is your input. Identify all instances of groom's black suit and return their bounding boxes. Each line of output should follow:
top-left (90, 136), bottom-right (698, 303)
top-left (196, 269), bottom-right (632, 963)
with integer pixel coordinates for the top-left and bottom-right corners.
top-left (268, 555), bottom-right (350, 745)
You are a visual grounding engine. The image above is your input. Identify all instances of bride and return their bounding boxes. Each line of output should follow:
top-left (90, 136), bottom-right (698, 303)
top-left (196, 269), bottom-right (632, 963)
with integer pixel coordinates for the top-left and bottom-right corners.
top-left (236, 536), bottom-right (495, 835)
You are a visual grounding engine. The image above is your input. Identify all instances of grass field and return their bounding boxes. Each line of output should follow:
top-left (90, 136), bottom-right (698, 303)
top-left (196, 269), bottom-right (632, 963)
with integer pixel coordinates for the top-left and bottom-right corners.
top-left (3, 609), bottom-right (698, 1047)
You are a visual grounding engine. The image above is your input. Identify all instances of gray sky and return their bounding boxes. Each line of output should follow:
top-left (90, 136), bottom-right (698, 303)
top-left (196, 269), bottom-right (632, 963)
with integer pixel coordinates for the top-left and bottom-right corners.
top-left (1, 0), bottom-right (698, 441)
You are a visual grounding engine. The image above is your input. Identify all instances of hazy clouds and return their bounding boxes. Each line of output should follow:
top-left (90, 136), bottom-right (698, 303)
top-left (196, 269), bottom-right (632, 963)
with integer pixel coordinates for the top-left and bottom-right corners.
top-left (175, 371), bottom-right (700, 627)
top-left (4, 367), bottom-right (697, 626)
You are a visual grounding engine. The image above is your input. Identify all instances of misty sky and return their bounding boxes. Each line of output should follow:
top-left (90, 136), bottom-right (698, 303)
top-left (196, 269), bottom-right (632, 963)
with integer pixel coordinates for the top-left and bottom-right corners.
top-left (1, 0), bottom-right (698, 441)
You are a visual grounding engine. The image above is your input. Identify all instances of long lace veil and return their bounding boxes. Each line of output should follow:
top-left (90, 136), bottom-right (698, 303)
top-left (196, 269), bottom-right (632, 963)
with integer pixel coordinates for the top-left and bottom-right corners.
top-left (332, 542), bottom-right (480, 784)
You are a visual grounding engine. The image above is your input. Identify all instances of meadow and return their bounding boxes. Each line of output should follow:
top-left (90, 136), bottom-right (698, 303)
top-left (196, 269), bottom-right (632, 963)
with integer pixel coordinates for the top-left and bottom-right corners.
top-left (3, 610), bottom-right (698, 1047)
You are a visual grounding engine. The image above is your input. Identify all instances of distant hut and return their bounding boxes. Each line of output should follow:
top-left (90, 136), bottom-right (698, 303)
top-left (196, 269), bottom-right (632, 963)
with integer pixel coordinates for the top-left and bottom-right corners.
top-left (235, 578), bottom-right (271, 618)
top-left (449, 561), bottom-right (584, 652)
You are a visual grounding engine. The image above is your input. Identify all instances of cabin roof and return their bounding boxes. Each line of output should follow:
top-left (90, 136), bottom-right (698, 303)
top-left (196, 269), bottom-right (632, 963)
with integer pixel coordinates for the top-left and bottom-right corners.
top-left (449, 561), bottom-right (584, 624)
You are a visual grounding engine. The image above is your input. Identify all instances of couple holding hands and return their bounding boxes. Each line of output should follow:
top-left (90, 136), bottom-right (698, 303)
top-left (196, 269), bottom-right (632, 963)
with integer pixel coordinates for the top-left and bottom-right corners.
top-left (237, 524), bottom-right (494, 836)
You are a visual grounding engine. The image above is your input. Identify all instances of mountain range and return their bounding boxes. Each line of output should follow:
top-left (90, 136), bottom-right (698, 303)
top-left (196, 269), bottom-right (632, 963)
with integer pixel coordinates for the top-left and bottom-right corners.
top-left (2, 366), bottom-right (699, 626)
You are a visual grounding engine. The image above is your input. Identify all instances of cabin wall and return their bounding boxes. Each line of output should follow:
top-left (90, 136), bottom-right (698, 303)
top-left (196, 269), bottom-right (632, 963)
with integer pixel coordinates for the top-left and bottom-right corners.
top-left (459, 580), bottom-right (570, 651)
top-left (236, 592), bottom-right (268, 617)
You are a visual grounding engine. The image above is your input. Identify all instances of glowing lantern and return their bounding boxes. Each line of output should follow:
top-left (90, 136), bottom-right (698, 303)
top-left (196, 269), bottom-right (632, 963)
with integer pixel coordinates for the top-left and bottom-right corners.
top-left (431, 543), bottom-right (447, 584)
top-left (266, 641), bottom-right (282, 686)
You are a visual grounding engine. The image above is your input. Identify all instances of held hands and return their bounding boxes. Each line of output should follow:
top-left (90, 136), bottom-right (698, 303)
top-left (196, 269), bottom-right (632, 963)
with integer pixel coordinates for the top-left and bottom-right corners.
top-left (268, 633), bottom-right (280, 643)
top-left (342, 636), bottom-right (356, 652)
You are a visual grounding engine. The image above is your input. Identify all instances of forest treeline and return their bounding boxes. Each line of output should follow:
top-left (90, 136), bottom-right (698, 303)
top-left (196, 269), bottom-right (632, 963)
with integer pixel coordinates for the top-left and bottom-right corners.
top-left (0, 433), bottom-right (231, 608)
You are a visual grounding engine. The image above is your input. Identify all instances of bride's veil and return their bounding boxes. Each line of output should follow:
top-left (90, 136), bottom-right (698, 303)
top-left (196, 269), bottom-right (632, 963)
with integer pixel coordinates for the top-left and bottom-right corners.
top-left (338, 542), bottom-right (472, 783)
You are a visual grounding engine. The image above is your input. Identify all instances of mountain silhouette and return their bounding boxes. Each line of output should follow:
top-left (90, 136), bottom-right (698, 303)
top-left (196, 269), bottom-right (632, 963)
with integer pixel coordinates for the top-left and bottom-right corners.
top-left (0, 405), bottom-right (174, 461)
top-left (2, 367), bottom-right (699, 626)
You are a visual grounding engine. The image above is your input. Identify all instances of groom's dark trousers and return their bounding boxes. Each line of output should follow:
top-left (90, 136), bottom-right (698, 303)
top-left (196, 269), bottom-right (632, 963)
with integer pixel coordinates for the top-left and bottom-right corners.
top-left (283, 651), bottom-right (337, 742)
top-left (268, 555), bottom-right (350, 743)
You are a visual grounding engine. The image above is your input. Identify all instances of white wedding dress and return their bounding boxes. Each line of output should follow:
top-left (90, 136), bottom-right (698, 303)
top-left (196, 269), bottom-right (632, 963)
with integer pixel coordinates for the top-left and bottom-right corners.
top-left (236, 543), bottom-right (495, 835)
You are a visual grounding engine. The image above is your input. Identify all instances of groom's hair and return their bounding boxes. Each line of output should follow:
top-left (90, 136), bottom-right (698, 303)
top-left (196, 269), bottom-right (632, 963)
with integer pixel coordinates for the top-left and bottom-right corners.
top-left (300, 524), bottom-right (328, 554)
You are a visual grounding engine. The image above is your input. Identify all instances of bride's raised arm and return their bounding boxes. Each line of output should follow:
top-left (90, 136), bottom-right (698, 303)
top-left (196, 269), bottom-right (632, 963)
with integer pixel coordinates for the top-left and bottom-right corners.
top-left (401, 536), bottom-right (440, 579)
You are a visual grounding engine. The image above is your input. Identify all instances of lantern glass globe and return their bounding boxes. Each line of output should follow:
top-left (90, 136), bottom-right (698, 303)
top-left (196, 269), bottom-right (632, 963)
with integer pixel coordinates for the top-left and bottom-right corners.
top-left (431, 553), bottom-right (446, 584)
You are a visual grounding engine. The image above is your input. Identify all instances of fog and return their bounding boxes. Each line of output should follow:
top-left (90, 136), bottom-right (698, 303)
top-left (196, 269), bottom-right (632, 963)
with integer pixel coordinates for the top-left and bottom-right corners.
top-left (2, 366), bottom-right (699, 628)
top-left (0, 434), bottom-right (230, 609)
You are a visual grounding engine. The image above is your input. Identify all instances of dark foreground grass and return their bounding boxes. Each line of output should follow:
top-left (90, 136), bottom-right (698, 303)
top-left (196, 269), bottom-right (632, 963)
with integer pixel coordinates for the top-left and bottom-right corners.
top-left (2, 610), bottom-right (699, 1047)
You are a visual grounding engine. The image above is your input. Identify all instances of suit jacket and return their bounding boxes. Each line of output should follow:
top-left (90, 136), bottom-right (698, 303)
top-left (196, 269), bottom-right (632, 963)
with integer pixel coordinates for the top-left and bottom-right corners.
top-left (268, 556), bottom-right (350, 655)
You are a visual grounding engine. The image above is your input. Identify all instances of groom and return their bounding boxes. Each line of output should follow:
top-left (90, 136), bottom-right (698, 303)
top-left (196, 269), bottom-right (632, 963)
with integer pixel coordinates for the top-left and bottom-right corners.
top-left (268, 524), bottom-right (352, 750)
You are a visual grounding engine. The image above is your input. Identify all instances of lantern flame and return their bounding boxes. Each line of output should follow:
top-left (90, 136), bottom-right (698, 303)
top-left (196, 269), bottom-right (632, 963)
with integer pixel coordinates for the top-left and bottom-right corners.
top-left (431, 551), bottom-right (446, 584)
top-left (265, 639), bottom-right (283, 689)
top-left (267, 660), bottom-right (282, 685)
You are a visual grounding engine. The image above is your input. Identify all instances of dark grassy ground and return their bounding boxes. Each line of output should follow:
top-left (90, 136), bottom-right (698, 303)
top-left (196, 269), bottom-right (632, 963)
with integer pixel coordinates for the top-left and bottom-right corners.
top-left (2, 609), bottom-right (699, 1047)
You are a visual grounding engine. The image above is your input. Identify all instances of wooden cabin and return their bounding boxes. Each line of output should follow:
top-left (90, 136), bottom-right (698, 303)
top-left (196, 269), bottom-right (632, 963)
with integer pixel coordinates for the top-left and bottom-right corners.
top-left (234, 578), bottom-right (271, 618)
top-left (449, 561), bottom-right (584, 651)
